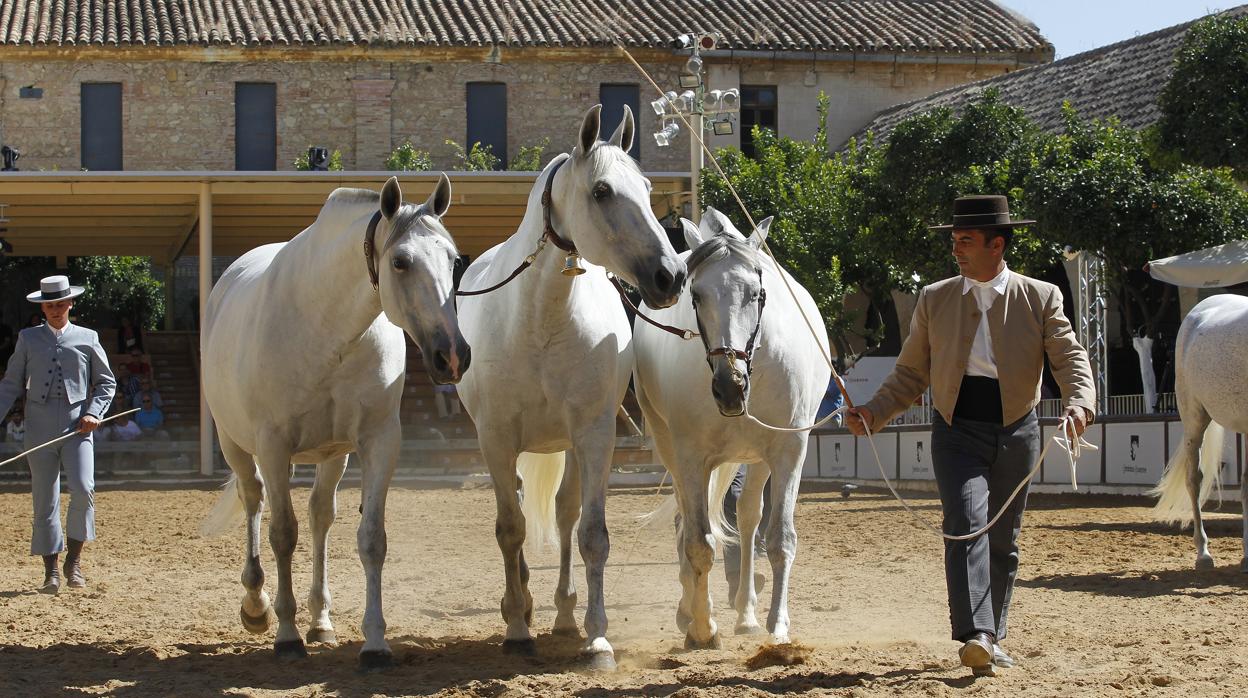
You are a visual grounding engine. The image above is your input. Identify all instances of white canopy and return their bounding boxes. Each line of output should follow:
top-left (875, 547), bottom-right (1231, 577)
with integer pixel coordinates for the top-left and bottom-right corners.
top-left (1147, 239), bottom-right (1248, 288)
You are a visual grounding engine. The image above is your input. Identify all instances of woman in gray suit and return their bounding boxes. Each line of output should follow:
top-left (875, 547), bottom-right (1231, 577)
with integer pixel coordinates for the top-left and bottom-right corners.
top-left (0, 276), bottom-right (115, 593)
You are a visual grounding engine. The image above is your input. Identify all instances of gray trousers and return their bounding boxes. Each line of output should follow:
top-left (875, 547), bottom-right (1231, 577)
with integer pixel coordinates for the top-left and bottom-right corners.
top-left (24, 396), bottom-right (96, 556)
top-left (931, 410), bottom-right (1039, 642)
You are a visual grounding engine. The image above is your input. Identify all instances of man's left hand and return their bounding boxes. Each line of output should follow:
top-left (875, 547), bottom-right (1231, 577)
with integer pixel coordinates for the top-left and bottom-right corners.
top-left (1062, 406), bottom-right (1089, 439)
top-left (78, 415), bottom-right (101, 434)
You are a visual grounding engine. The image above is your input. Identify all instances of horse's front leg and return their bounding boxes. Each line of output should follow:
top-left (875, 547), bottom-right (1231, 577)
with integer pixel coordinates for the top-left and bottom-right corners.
top-left (734, 462), bottom-right (769, 636)
top-left (355, 424), bottom-right (401, 669)
top-left (574, 412), bottom-right (622, 671)
top-left (553, 451), bottom-right (582, 636)
top-left (220, 435), bottom-right (272, 635)
top-left (481, 438), bottom-right (533, 653)
top-left (673, 465), bottom-right (719, 650)
top-left (306, 454), bottom-right (349, 646)
top-left (255, 438), bottom-right (304, 658)
top-left (763, 443), bottom-right (806, 644)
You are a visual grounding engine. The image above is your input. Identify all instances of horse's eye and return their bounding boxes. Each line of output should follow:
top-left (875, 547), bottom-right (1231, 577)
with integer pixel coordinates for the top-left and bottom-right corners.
top-left (392, 256), bottom-right (410, 271)
top-left (592, 182), bottom-right (611, 200)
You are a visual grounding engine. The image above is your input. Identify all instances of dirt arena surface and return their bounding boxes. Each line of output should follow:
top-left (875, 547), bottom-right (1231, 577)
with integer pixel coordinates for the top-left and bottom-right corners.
top-left (0, 477), bottom-right (1245, 697)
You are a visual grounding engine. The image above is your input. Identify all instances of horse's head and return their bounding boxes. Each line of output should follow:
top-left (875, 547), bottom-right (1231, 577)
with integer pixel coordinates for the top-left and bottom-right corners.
top-left (550, 104), bottom-right (686, 308)
top-left (374, 174), bottom-right (471, 384)
top-left (682, 208), bottom-right (773, 417)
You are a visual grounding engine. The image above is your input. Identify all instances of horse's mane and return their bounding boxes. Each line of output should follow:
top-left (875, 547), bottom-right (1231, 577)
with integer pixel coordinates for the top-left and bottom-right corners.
top-left (584, 141), bottom-right (642, 180)
top-left (687, 230), bottom-right (760, 275)
top-left (317, 187), bottom-right (456, 250)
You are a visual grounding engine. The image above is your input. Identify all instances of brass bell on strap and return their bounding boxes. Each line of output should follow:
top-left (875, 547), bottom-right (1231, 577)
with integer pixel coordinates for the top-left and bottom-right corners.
top-left (562, 252), bottom-right (587, 276)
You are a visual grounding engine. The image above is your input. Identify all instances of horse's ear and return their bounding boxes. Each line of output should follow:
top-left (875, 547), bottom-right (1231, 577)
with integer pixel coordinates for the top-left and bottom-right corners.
top-left (681, 218), bottom-right (704, 250)
top-left (381, 176), bottom-right (402, 220)
top-left (577, 104), bottom-right (603, 156)
top-left (425, 172), bottom-right (452, 218)
top-left (699, 207), bottom-right (733, 237)
top-left (747, 216), bottom-right (774, 250)
top-left (608, 104), bottom-right (635, 153)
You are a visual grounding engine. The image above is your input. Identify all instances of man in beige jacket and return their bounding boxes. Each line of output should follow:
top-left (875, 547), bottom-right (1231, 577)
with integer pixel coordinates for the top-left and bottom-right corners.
top-left (847, 195), bottom-right (1095, 676)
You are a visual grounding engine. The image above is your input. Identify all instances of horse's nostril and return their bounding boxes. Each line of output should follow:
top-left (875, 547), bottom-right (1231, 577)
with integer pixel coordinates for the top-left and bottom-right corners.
top-left (654, 266), bottom-right (675, 294)
top-left (433, 350), bottom-right (450, 374)
top-left (711, 382), bottom-right (725, 404)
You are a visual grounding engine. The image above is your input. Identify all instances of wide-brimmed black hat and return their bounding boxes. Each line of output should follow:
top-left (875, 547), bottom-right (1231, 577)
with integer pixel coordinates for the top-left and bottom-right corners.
top-left (928, 194), bottom-right (1035, 231)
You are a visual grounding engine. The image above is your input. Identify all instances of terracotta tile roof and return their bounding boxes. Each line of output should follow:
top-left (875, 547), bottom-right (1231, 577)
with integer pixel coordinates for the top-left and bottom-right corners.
top-left (0, 1), bottom-right (1049, 53)
top-left (845, 6), bottom-right (1248, 146)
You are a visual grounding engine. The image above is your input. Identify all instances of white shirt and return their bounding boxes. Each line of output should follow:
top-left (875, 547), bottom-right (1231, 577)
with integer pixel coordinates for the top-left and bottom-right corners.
top-left (45, 321), bottom-right (71, 338)
top-left (961, 265), bottom-right (1010, 379)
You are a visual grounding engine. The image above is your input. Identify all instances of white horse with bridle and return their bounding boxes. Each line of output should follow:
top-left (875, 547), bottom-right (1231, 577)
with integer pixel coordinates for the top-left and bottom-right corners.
top-left (633, 209), bottom-right (830, 648)
top-left (1152, 293), bottom-right (1248, 572)
top-left (455, 105), bottom-right (686, 670)
top-left (199, 176), bottom-right (470, 668)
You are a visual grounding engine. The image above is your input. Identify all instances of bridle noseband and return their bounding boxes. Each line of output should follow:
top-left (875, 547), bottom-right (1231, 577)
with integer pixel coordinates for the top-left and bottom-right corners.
top-left (692, 266), bottom-right (767, 380)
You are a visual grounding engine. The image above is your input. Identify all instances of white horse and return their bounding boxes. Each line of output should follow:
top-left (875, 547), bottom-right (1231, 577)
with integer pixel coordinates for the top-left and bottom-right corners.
top-left (455, 104), bottom-right (686, 670)
top-left (199, 175), bottom-right (470, 668)
top-left (633, 209), bottom-right (831, 647)
top-left (1152, 293), bottom-right (1248, 572)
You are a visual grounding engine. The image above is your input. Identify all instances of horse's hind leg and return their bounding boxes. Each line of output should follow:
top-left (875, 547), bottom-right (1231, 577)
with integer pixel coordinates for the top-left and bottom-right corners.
top-left (481, 438), bottom-right (534, 653)
top-left (733, 462), bottom-right (769, 636)
top-left (553, 451), bottom-right (582, 637)
top-left (1182, 412), bottom-right (1216, 569)
top-left (763, 441), bottom-right (806, 644)
top-left (306, 454), bottom-right (349, 645)
top-left (1241, 448), bottom-right (1247, 573)
top-left (255, 438), bottom-right (305, 659)
top-left (220, 434), bottom-right (272, 635)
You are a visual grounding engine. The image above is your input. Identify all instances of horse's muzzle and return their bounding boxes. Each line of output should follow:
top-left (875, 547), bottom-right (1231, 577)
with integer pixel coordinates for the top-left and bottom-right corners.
top-left (637, 258), bottom-right (687, 309)
top-left (711, 365), bottom-right (748, 417)
top-left (426, 331), bottom-right (471, 384)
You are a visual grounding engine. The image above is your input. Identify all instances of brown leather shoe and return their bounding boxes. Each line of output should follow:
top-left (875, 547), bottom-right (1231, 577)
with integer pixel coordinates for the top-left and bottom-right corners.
top-left (63, 538), bottom-right (86, 588)
top-left (959, 632), bottom-right (995, 676)
top-left (39, 554), bottom-right (60, 595)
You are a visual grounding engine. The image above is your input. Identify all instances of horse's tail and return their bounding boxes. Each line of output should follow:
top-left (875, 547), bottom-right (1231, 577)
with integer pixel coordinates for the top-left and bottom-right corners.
top-left (517, 451), bottom-right (566, 555)
top-left (199, 475), bottom-right (247, 538)
top-left (638, 463), bottom-right (740, 549)
top-left (1152, 422), bottom-right (1224, 526)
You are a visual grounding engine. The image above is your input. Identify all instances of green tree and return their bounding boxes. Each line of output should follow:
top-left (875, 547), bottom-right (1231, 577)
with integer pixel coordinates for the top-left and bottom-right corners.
top-left (0, 256), bottom-right (164, 329)
top-left (385, 141), bottom-right (434, 171)
top-left (509, 138), bottom-right (550, 171)
top-left (293, 148), bottom-right (345, 171)
top-left (1157, 14), bottom-right (1248, 178)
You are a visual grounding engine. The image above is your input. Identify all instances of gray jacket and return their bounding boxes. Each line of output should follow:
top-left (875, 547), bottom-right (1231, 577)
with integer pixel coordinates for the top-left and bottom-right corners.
top-left (0, 323), bottom-right (116, 419)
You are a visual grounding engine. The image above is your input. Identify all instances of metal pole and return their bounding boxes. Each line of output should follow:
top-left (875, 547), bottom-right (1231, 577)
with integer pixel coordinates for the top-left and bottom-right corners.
top-left (691, 110), bottom-right (704, 223)
top-left (198, 182), bottom-right (215, 476)
top-left (1076, 251), bottom-right (1109, 415)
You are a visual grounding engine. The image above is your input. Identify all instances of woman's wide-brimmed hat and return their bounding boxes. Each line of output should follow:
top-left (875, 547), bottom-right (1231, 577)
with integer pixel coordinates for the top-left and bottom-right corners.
top-left (928, 194), bottom-right (1035, 231)
top-left (26, 275), bottom-right (85, 303)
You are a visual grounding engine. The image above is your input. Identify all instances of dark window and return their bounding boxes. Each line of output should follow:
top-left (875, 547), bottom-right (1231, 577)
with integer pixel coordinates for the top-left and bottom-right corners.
top-left (740, 85), bottom-right (778, 159)
top-left (467, 82), bottom-right (507, 165)
top-left (599, 83), bottom-right (641, 160)
top-left (235, 83), bottom-right (276, 171)
top-left (81, 83), bottom-right (122, 170)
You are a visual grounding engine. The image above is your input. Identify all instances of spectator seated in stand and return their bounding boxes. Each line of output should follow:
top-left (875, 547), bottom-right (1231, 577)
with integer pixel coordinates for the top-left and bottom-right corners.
top-left (130, 376), bottom-right (164, 410)
top-left (101, 411), bottom-right (141, 442)
top-left (116, 316), bottom-right (144, 354)
top-left (124, 347), bottom-right (152, 381)
top-left (434, 383), bottom-right (461, 419)
top-left (134, 396), bottom-right (169, 440)
top-left (116, 365), bottom-right (141, 406)
top-left (3, 406), bottom-right (24, 444)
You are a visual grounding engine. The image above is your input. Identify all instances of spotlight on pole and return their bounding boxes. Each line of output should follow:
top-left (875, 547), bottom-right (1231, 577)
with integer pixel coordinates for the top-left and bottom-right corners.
top-left (711, 119), bottom-right (734, 136)
top-left (307, 146), bottom-right (330, 172)
top-left (653, 121), bottom-right (681, 147)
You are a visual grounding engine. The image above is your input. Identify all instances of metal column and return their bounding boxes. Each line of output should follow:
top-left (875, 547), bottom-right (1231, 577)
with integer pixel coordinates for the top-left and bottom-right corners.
top-left (1076, 251), bottom-right (1109, 414)
top-left (198, 182), bottom-right (215, 476)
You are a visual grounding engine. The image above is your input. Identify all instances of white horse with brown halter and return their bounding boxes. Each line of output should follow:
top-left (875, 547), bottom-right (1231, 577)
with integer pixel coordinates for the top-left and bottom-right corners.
top-left (455, 105), bottom-right (686, 670)
top-left (633, 208), bottom-right (831, 647)
top-left (199, 176), bottom-right (470, 668)
top-left (1152, 293), bottom-right (1248, 572)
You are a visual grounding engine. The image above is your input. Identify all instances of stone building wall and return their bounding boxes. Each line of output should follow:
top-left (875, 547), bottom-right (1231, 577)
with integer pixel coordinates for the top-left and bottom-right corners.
top-left (0, 48), bottom-right (1018, 174)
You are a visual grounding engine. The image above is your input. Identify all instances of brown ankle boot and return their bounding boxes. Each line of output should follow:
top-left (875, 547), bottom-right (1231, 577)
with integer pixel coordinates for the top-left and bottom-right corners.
top-left (63, 539), bottom-right (85, 588)
top-left (39, 554), bottom-right (60, 594)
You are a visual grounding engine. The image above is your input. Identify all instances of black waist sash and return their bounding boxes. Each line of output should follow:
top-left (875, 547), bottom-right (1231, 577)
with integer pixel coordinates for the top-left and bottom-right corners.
top-left (954, 375), bottom-right (1003, 424)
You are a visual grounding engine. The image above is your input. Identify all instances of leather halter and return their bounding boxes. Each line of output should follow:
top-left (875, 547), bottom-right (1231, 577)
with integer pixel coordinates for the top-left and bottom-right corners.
top-left (454, 156), bottom-right (571, 297)
top-left (363, 210), bottom-right (386, 291)
top-left (693, 267), bottom-right (767, 377)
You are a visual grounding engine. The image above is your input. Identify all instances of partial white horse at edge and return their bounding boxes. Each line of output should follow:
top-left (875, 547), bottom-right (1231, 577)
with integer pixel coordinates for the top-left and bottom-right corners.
top-left (455, 104), bottom-right (686, 671)
top-left (633, 208), bottom-right (831, 647)
top-left (199, 175), bottom-right (471, 668)
top-left (1152, 293), bottom-right (1248, 572)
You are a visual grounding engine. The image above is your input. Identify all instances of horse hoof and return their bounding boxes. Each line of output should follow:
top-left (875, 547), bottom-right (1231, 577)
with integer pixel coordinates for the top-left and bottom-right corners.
top-left (1196, 555), bottom-right (1216, 571)
top-left (584, 650), bottom-right (617, 673)
top-left (552, 624), bottom-right (581, 638)
top-left (240, 606), bottom-right (273, 635)
top-left (684, 632), bottom-right (722, 650)
top-left (274, 639), bottom-right (308, 659)
top-left (502, 638), bottom-right (537, 656)
top-left (305, 628), bottom-right (338, 646)
top-left (359, 649), bottom-right (394, 671)
top-left (735, 622), bottom-right (765, 636)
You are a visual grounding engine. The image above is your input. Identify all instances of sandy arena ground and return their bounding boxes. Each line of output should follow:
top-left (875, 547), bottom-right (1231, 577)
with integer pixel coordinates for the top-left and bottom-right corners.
top-left (0, 477), bottom-right (1245, 697)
